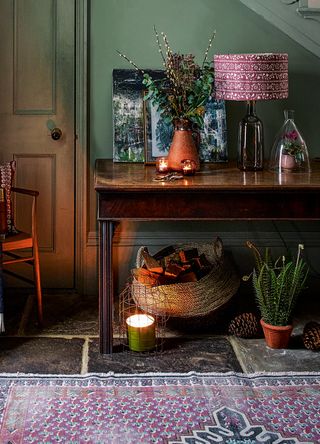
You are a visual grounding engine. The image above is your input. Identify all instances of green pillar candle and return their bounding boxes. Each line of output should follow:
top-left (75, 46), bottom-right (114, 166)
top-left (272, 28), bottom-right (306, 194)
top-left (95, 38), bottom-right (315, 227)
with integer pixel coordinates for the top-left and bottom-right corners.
top-left (126, 314), bottom-right (156, 352)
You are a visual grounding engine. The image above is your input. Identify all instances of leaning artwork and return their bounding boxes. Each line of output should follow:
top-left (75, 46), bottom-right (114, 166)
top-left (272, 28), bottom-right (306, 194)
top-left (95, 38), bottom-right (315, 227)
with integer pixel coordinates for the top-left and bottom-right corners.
top-left (113, 69), bottom-right (228, 164)
top-left (112, 69), bottom-right (145, 162)
top-left (144, 96), bottom-right (228, 164)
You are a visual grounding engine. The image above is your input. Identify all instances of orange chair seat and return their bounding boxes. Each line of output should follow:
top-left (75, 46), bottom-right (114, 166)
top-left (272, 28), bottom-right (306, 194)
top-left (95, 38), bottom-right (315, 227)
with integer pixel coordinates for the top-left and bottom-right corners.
top-left (1, 232), bottom-right (33, 252)
top-left (0, 186), bottom-right (42, 325)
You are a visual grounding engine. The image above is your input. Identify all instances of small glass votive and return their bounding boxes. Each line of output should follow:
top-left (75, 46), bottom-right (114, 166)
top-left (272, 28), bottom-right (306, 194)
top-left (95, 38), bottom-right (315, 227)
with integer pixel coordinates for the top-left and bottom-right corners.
top-left (156, 156), bottom-right (169, 173)
top-left (181, 159), bottom-right (196, 176)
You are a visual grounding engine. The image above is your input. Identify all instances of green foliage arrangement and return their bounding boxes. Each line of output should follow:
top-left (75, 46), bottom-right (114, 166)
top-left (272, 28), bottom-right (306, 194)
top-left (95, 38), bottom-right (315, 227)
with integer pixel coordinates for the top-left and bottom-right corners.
top-left (283, 130), bottom-right (304, 157)
top-left (243, 242), bottom-right (309, 326)
top-left (117, 27), bottom-right (215, 128)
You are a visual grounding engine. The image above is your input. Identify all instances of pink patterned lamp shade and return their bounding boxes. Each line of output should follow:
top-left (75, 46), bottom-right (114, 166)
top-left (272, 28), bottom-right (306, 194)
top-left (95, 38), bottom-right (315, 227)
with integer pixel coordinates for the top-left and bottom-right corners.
top-left (213, 53), bottom-right (288, 101)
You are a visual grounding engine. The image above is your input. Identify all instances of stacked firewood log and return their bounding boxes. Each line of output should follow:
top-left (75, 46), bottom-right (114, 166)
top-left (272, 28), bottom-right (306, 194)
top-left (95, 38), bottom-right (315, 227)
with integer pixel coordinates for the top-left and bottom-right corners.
top-left (132, 246), bottom-right (212, 287)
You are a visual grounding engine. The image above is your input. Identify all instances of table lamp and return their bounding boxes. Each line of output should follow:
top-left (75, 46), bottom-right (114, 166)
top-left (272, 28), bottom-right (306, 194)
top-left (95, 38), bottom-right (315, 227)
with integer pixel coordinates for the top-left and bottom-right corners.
top-left (214, 53), bottom-right (288, 171)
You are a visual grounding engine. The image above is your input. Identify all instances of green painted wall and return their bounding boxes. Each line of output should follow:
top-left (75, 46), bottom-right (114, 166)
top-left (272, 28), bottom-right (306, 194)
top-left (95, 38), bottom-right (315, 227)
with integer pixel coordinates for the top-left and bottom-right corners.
top-left (89, 0), bottom-right (320, 294)
top-left (90, 0), bottom-right (320, 165)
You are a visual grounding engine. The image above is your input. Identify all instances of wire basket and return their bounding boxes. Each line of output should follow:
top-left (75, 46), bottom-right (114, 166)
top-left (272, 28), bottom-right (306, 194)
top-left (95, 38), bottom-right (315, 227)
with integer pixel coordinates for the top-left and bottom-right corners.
top-left (131, 240), bottom-right (240, 318)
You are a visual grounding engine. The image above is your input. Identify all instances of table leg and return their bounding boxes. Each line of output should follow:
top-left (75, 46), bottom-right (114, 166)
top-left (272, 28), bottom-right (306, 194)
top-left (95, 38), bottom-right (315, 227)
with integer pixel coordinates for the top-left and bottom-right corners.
top-left (99, 220), bottom-right (114, 354)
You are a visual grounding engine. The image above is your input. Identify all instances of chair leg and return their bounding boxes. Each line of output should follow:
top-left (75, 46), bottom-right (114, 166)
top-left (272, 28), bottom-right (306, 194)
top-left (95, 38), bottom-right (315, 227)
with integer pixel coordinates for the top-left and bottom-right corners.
top-left (33, 243), bottom-right (43, 326)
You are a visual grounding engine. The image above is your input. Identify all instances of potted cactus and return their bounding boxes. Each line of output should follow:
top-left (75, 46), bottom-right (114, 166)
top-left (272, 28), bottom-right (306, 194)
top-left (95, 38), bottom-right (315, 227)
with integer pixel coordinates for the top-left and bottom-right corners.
top-left (243, 242), bottom-right (308, 348)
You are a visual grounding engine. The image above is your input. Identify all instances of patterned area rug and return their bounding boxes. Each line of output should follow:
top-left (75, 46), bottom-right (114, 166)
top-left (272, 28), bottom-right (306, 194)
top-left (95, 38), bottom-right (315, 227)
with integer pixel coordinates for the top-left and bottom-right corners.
top-left (0, 372), bottom-right (319, 443)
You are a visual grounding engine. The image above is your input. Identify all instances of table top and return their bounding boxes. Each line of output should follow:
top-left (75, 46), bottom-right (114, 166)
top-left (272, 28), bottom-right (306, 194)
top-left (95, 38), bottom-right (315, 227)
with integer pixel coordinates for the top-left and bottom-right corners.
top-left (95, 159), bottom-right (320, 193)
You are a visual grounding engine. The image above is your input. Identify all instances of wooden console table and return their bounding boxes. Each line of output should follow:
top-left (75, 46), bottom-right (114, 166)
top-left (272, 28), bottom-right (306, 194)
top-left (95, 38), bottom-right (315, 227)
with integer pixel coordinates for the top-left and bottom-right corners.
top-left (95, 159), bottom-right (320, 354)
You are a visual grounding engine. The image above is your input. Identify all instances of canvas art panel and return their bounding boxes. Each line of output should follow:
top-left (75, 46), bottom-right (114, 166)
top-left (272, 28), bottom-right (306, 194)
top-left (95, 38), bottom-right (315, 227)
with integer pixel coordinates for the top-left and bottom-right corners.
top-left (144, 97), bottom-right (228, 163)
top-left (144, 98), bottom-right (173, 164)
top-left (112, 69), bottom-right (145, 162)
top-left (113, 69), bottom-right (165, 163)
top-left (200, 98), bottom-right (228, 162)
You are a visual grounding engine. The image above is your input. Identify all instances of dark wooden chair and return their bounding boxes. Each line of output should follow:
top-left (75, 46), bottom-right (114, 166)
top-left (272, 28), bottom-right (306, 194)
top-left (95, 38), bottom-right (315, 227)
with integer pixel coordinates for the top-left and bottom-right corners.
top-left (0, 187), bottom-right (42, 325)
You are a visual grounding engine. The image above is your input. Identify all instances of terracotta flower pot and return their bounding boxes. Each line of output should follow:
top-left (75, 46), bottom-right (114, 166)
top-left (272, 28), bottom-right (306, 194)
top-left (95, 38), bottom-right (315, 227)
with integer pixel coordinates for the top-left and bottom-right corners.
top-left (167, 119), bottom-right (200, 172)
top-left (260, 319), bottom-right (293, 349)
top-left (281, 153), bottom-right (296, 171)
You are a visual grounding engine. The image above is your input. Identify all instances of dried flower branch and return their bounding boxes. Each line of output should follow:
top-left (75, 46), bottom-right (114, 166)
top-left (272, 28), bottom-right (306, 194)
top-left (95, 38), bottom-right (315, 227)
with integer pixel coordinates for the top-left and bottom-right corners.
top-left (202, 31), bottom-right (216, 68)
top-left (117, 30), bottom-right (215, 127)
top-left (116, 50), bottom-right (144, 74)
top-left (153, 25), bottom-right (166, 65)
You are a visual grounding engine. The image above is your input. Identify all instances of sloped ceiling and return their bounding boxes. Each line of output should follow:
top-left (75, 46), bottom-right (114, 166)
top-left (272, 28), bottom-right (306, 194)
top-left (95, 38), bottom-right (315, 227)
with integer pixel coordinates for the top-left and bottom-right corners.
top-left (239, 0), bottom-right (320, 57)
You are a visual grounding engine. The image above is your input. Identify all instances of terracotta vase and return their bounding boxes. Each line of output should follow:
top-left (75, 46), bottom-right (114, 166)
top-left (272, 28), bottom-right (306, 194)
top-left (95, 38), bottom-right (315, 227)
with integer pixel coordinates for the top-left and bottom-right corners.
top-left (281, 153), bottom-right (296, 171)
top-left (260, 319), bottom-right (293, 349)
top-left (167, 119), bottom-right (200, 172)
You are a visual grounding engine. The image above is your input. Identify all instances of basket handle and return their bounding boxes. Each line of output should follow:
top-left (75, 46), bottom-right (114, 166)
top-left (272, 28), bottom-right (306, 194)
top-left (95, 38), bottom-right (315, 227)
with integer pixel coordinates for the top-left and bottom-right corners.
top-left (136, 246), bottom-right (146, 268)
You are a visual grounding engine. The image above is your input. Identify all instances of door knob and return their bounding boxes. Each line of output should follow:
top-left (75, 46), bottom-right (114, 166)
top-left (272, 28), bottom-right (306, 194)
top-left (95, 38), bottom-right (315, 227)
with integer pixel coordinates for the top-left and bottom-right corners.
top-left (51, 128), bottom-right (62, 141)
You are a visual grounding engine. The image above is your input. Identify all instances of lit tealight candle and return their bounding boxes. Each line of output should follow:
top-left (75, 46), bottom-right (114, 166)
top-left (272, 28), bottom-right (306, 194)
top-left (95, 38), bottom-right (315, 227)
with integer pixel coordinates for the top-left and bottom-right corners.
top-left (156, 156), bottom-right (169, 173)
top-left (126, 314), bottom-right (156, 352)
top-left (181, 159), bottom-right (196, 176)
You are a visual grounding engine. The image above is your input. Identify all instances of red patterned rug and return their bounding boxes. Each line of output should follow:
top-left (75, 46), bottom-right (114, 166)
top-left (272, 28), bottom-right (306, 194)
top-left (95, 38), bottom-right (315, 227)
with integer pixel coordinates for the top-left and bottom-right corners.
top-left (0, 372), bottom-right (319, 443)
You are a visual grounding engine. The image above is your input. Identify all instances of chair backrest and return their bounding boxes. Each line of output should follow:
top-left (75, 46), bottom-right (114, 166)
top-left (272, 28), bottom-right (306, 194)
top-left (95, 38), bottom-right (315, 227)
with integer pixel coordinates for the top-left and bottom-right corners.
top-left (0, 161), bottom-right (17, 234)
top-left (11, 187), bottom-right (39, 239)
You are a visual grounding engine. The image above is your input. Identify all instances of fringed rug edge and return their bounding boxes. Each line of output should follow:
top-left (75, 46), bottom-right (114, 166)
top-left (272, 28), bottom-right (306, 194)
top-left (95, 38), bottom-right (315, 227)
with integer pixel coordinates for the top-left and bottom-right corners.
top-left (0, 370), bottom-right (319, 382)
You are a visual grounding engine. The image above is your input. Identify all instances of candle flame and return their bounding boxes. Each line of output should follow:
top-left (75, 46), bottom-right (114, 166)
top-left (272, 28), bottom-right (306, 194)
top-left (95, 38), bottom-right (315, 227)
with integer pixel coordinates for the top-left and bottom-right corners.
top-left (126, 314), bottom-right (155, 328)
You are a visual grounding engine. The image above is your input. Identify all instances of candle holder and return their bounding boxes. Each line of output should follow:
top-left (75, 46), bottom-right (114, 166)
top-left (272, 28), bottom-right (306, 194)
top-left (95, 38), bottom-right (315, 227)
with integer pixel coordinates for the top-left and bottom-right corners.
top-left (181, 159), bottom-right (196, 176)
top-left (119, 279), bottom-right (168, 353)
top-left (126, 314), bottom-right (156, 352)
top-left (156, 156), bottom-right (169, 173)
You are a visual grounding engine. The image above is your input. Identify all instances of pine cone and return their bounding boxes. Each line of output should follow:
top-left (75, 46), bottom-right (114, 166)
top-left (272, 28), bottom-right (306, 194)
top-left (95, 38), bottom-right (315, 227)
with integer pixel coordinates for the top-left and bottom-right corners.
top-left (228, 312), bottom-right (261, 338)
top-left (303, 321), bottom-right (320, 351)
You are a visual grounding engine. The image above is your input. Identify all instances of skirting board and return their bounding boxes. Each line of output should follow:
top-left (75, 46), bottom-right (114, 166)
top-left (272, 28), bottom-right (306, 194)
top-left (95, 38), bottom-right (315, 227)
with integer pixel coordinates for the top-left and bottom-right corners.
top-left (87, 228), bottom-right (320, 248)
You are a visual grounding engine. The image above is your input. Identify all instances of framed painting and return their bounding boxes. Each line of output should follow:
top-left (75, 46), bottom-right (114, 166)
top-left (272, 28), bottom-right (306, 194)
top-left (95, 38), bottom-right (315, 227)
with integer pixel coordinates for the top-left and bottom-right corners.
top-left (144, 95), bottom-right (228, 164)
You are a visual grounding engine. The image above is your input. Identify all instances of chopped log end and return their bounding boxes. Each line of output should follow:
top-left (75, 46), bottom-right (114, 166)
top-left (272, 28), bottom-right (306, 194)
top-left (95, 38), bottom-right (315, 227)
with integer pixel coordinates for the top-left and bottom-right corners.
top-left (165, 263), bottom-right (184, 278)
top-left (179, 271), bottom-right (198, 283)
top-left (179, 248), bottom-right (199, 262)
top-left (132, 268), bottom-right (162, 287)
top-left (135, 246), bottom-right (213, 287)
top-left (153, 245), bottom-right (175, 261)
top-left (142, 248), bottom-right (164, 274)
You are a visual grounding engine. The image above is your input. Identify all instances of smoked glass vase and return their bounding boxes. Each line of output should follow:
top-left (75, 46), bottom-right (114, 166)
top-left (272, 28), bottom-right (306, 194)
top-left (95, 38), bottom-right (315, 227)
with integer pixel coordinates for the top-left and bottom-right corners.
top-left (269, 110), bottom-right (310, 173)
top-left (238, 101), bottom-right (264, 171)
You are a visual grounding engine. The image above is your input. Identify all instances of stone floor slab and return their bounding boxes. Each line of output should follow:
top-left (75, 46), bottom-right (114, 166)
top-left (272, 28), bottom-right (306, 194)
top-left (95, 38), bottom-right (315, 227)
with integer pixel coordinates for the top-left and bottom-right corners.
top-left (26, 293), bottom-right (99, 336)
top-left (0, 337), bottom-right (84, 374)
top-left (231, 335), bottom-right (320, 373)
top-left (88, 337), bottom-right (243, 374)
top-left (2, 292), bottom-right (30, 335)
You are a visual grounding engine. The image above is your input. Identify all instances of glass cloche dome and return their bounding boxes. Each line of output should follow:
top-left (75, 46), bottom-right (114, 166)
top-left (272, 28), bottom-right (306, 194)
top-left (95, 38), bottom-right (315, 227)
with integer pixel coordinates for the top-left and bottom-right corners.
top-left (269, 110), bottom-right (311, 173)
